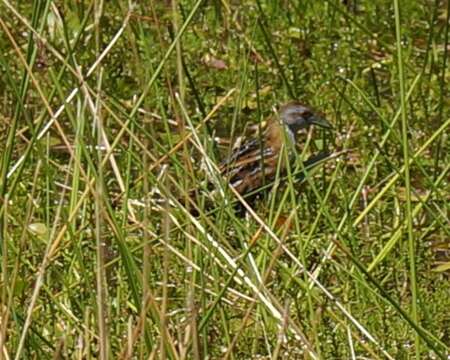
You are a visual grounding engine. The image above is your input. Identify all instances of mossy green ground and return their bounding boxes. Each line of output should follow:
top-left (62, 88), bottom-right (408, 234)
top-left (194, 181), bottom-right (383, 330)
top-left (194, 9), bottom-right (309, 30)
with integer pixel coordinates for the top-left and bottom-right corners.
top-left (0, 1), bottom-right (449, 358)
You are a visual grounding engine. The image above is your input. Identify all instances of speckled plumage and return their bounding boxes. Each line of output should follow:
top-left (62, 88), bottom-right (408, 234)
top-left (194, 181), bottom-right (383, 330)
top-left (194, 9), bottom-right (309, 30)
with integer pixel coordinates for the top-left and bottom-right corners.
top-left (218, 101), bottom-right (331, 196)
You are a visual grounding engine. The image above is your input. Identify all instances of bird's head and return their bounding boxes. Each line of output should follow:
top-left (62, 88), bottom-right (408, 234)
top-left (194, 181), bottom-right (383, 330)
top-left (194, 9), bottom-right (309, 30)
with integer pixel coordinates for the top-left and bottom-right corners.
top-left (279, 101), bottom-right (332, 138)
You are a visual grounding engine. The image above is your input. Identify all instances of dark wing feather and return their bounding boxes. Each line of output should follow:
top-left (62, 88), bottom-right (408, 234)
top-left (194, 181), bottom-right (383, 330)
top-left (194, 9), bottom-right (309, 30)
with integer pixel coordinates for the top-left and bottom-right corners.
top-left (219, 138), bottom-right (260, 169)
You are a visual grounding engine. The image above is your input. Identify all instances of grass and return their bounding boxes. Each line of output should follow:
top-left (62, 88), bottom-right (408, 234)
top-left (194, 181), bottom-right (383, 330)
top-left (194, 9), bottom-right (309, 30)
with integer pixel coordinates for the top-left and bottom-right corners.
top-left (0, 0), bottom-right (449, 358)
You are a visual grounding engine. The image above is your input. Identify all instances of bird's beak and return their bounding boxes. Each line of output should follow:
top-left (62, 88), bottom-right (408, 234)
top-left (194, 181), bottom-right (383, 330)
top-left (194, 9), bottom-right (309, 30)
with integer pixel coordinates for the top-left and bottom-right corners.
top-left (309, 114), bottom-right (333, 129)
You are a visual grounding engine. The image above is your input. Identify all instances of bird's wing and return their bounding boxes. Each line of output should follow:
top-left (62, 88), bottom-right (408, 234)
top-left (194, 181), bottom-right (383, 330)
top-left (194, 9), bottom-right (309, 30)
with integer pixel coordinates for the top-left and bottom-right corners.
top-left (220, 140), bottom-right (279, 194)
top-left (218, 138), bottom-right (260, 169)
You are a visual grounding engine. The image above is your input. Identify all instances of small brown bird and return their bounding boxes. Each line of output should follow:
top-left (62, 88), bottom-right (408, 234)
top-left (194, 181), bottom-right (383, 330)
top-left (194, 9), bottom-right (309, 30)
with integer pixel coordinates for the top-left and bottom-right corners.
top-left (218, 101), bottom-right (332, 196)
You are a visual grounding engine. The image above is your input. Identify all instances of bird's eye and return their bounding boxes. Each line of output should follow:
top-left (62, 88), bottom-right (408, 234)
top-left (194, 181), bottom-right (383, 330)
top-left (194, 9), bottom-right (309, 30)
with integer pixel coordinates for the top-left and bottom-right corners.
top-left (302, 111), bottom-right (312, 119)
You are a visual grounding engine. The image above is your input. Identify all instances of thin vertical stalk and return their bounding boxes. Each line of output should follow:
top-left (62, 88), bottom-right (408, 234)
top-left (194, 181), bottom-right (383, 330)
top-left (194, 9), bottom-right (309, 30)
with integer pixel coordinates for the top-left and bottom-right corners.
top-left (160, 174), bottom-right (171, 359)
top-left (0, 194), bottom-right (8, 359)
top-left (433, 0), bottom-right (450, 179)
top-left (172, 0), bottom-right (185, 102)
top-left (93, 0), bottom-right (108, 357)
top-left (142, 136), bottom-right (151, 356)
top-left (94, 68), bottom-right (109, 360)
top-left (393, 0), bottom-right (419, 357)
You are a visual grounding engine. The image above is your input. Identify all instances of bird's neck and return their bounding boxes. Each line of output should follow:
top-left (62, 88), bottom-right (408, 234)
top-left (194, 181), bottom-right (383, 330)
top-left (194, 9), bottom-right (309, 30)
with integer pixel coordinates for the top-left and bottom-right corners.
top-left (284, 126), bottom-right (296, 146)
top-left (264, 118), bottom-right (296, 156)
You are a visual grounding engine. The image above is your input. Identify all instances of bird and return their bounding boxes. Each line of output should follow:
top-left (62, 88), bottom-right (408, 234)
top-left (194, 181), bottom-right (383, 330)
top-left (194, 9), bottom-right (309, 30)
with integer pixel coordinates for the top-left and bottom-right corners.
top-left (178, 101), bottom-right (332, 216)
top-left (216, 101), bottom-right (332, 197)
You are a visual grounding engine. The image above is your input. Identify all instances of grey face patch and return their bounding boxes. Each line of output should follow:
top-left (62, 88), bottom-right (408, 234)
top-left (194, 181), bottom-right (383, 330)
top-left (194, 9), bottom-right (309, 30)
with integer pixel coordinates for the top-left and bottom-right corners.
top-left (280, 104), bottom-right (312, 136)
top-left (280, 102), bottom-right (331, 136)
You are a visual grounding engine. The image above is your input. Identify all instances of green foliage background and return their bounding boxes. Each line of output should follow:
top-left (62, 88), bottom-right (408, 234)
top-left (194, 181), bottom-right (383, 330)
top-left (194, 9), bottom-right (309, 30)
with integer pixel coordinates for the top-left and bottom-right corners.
top-left (0, 0), bottom-right (449, 358)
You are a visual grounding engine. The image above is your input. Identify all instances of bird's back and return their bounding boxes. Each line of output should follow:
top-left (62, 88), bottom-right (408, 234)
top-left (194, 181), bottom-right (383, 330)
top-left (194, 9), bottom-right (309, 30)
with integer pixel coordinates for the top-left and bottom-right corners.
top-left (219, 118), bottom-right (285, 194)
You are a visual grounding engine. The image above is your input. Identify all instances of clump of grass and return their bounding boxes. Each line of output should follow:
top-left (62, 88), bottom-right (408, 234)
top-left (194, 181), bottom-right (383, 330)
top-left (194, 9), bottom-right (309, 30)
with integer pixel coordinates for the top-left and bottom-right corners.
top-left (0, 1), bottom-right (449, 358)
